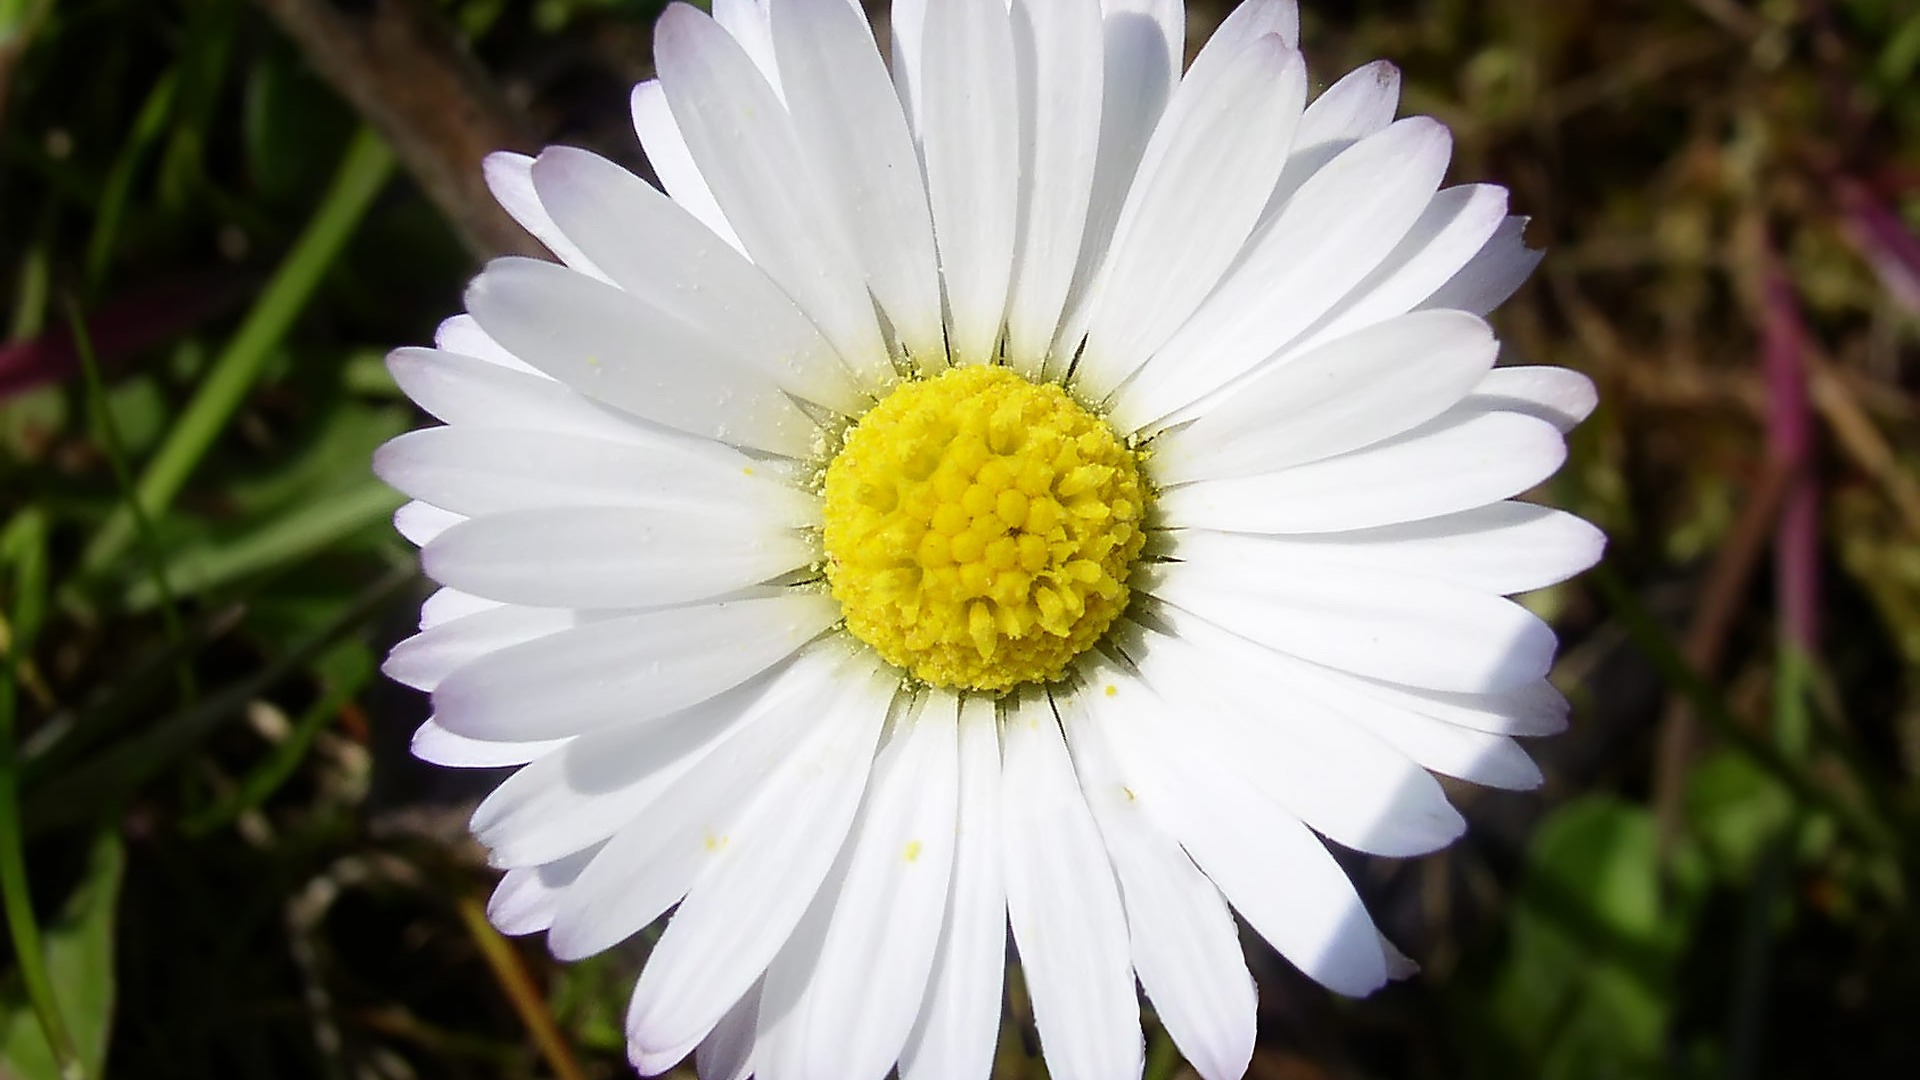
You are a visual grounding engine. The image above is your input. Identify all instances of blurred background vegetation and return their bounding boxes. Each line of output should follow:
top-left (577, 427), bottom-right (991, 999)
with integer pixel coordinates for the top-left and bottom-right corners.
top-left (2, 0), bottom-right (1918, 1077)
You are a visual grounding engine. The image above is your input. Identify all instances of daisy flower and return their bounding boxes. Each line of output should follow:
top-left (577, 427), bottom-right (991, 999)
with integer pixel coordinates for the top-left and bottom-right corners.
top-left (374, 0), bottom-right (1604, 1077)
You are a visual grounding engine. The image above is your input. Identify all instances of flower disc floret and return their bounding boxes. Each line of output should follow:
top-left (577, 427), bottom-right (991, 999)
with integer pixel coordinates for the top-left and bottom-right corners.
top-left (822, 366), bottom-right (1147, 691)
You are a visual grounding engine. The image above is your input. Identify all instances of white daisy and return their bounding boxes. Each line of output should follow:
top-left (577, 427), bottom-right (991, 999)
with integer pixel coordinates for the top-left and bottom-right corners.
top-left (375, 0), bottom-right (1604, 1078)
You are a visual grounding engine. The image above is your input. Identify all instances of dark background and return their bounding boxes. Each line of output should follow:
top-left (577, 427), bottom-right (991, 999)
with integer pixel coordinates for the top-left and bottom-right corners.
top-left (2, 0), bottom-right (1918, 1077)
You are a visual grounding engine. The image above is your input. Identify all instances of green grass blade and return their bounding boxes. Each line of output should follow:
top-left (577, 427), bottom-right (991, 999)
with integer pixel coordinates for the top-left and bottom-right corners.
top-left (0, 507), bottom-right (79, 1078)
top-left (1592, 565), bottom-right (1899, 856)
top-left (75, 126), bottom-right (396, 587)
top-left (69, 302), bottom-right (191, 699)
top-left (17, 604), bottom-right (246, 785)
top-left (83, 69), bottom-right (180, 291)
top-left (22, 565), bottom-right (412, 837)
top-left (121, 479), bottom-right (403, 612)
top-left (0, 829), bottom-right (124, 1080)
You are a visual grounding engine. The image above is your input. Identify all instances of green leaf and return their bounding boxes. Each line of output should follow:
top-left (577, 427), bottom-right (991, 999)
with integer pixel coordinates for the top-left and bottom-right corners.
top-left (1487, 797), bottom-right (1701, 1080)
top-left (548, 950), bottom-right (636, 1055)
top-left (0, 387), bottom-right (65, 467)
top-left (1878, 12), bottom-right (1920, 84)
top-left (218, 400), bottom-right (409, 520)
top-left (0, 830), bottom-right (126, 1080)
top-left (121, 477), bottom-right (403, 611)
top-left (1686, 751), bottom-right (1793, 880)
top-left (21, 567), bottom-right (413, 837)
top-left (95, 377), bottom-right (167, 459)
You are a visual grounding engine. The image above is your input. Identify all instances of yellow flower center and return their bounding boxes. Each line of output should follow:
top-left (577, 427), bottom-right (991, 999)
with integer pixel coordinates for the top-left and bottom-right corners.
top-left (822, 366), bottom-right (1147, 692)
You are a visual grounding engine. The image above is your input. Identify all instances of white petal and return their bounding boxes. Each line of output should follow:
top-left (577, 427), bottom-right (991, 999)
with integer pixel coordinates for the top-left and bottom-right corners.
top-left (475, 725), bottom-right (698, 878)
top-left (1057, 688), bottom-right (1255, 1080)
top-left (653, 6), bottom-right (893, 387)
top-left (1141, 552), bottom-right (1557, 694)
top-left (695, 983), bottom-right (762, 1080)
top-left (1278, 663), bottom-right (1572, 738)
top-left (890, 0), bottom-right (929, 131)
top-left (393, 500), bottom-right (463, 547)
top-left (1351, 710), bottom-right (1542, 790)
top-left (431, 592), bottom-right (839, 741)
top-left (421, 508), bottom-right (814, 610)
top-left (540, 653), bottom-right (842, 955)
top-left (1285, 184), bottom-right (1511, 356)
top-left (1147, 604), bottom-right (1555, 784)
top-left (1070, 36), bottom-right (1308, 402)
top-left (418, 587), bottom-right (497, 630)
top-left (918, 0), bottom-right (1020, 366)
top-left (1148, 596), bottom-right (1564, 733)
top-left (384, 603), bottom-right (578, 692)
top-left (1204, 0), bottom-right (1299, 50)
top-left (1003, 0), bottom-right (1104, 373)
top-left (629, 80), bottom-right (745, 254)
top-left (435, 313), bottom-right (539, 374)
top-left (529, 146), bottom-right (869, 414)
top-left (1116, 117), bottom-right (1452, 429)
top-left (1000, 690), bottom-right (1142, 1080)
top-left (1157, 409), bottom-right (1567, 534)
top-left (1257, 60), bottom-right (1402, 219)
top-left (482, 152), bottom-right (610, 282)
top-left (624, 654), bottom-right (896, 1066)
top-left (713, 0), bottom-right (783, 97)
top-left (1167, 502), bottom-right (1606, 597)
top-left (1121, 620), bottom-right (1466, 856)
top-left (751, 858), bottom-right (842, 1076)
top-left (1049, 0), bottom-right (1185, 380)
top-left (475, 651), bottom-right (833, 875)
top-left (1380, 937), bottom-right (1419, 981)
top-left (1080, 656), bottom-right (1390, 997)
top-left (1295, 60), bottom-right (1402, 147)
top-left (1100, 0), bottom-right (1183, 89)
top-left (1472, 366), bottom-right (1598, 433)
top-left (487, 845), bottom-right (599, 936)
top-left (465, 258), bottom-right (819, 457)
top-left (374, 426), bottom-right (810, 522)
top-left (411, 718), bottom-right (567, 769)
top-left (1419, 215), bottom-right (1542, 316)
top-left (771, 0), bottom-right (945, 364)
top-left (756, 692), bottom-right (960, 1080)
top-left (386, 347), bottom-right (661, 444)
top-left (1064, 0), bottom-right (1301, 374)
top-left (899, 695), bottom-right (1007, 1080)
top-left (1150, 310), bottom-right (1497, 477)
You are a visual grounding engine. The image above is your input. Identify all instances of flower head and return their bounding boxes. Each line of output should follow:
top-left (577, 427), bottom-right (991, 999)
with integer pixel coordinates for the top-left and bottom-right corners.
top-left (376, 1), bottom-right (1604, 1078)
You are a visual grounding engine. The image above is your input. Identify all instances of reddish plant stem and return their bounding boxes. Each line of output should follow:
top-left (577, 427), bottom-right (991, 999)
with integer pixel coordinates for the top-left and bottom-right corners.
top-left (0, 278), bottom-right (241, 402)
top-left (1834, 176), bottom-right (1920, 316)
top-left (1762, 247), bottom-right (1819, 654)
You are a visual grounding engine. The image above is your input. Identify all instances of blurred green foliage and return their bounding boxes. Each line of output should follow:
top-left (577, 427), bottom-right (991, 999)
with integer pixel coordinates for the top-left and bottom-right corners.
top-left (0, 831), bottom-right (122, 1080)
top-left (2, 0), bottom-right (1918, 1078)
